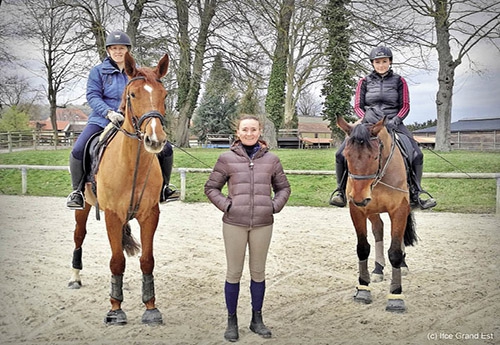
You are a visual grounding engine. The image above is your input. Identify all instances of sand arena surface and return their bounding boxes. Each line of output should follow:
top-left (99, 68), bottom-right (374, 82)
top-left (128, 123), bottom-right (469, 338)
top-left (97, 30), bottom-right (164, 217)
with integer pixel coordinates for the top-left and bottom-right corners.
top-left (0, 195), bottom-right (498, 345)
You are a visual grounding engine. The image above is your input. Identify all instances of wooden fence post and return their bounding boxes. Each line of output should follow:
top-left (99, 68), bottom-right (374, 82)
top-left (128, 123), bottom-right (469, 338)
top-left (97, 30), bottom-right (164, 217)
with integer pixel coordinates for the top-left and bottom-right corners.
top-left (21, 166), bottom-right (28, 194)
top-left (496, 177), bottom-right (500, 217)
top-left (8, 132), bottom-right (12, 153)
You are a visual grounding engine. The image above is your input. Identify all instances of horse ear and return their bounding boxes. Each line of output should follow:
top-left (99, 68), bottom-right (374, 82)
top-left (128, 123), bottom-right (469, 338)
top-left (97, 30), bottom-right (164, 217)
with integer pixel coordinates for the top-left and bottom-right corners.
top-left (337, 116), bottom-right (352, 135)
top-left (124, 52), bottom-right (138, 78)
top-left (371, 116), bottom-right (386, 136)
top-left (155, 54), bottom-right (170, 79)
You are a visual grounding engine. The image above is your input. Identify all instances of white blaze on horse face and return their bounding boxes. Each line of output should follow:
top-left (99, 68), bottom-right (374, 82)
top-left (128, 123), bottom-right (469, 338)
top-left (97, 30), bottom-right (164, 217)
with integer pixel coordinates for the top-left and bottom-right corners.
top-left (144, 84), bottom-right (154, 106)
top-left (150, 117), bottom-right (159, 142)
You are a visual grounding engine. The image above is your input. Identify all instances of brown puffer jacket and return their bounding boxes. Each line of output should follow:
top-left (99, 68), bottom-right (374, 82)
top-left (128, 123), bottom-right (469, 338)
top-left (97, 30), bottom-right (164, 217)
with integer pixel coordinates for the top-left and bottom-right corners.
top-left (204, 140), bottom-right (291, 228)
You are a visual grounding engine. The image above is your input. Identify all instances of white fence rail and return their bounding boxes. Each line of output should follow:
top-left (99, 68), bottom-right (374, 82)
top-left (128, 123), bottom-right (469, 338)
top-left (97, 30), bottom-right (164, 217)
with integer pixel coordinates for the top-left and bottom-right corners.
top-left (1, 165), bottom-right (499, 215)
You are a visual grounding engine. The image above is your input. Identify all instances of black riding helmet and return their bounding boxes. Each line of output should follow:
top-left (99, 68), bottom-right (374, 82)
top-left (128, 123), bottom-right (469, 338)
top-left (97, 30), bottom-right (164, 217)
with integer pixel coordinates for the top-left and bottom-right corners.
top-left (105, 31), bottom-right (132, 49)
top-left (369, 46), bottom-right (393, 62)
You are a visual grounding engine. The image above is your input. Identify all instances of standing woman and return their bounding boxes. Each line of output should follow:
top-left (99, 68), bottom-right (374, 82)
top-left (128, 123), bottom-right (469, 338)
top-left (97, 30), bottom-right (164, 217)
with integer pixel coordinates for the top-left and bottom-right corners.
top-left (205, 115), bottom-right (291, 342)
top-left (66, 30), bottom-right (178, 209)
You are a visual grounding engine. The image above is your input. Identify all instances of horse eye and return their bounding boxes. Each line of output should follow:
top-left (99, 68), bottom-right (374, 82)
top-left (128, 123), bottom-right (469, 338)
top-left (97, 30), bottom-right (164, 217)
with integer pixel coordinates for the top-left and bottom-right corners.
top-left (130, 92), bottom-right (136, 98)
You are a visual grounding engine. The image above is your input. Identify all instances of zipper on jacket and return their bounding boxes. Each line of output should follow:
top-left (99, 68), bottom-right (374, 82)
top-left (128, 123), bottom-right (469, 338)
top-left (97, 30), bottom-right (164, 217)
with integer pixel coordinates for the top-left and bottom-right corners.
top-left (249, 158), bottom-right (254, 227)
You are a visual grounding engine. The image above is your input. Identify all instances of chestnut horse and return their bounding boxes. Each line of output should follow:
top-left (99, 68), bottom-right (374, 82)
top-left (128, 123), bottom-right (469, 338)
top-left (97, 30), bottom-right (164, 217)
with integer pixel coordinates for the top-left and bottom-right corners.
top-left (337, 116), bottom-right (417, 313)
top-left (68, 52), bottom-right (170, 325)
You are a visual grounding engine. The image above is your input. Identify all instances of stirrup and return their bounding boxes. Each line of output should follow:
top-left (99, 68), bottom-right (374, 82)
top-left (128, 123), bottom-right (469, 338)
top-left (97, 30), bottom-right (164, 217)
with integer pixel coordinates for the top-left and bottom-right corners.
top-left (329, 189), bottom-right (346, 207)
top-left (413, 191), bottom-right (436, 210)
top-left (160, 184), bottom-right (180, 203)
top-left (66, 191), bottom-right (85, 210)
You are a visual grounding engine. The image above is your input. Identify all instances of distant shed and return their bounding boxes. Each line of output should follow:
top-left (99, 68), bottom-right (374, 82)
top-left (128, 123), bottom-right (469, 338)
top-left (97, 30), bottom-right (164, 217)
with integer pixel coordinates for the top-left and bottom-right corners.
top-left (413, 117), bottom-right (500, 151)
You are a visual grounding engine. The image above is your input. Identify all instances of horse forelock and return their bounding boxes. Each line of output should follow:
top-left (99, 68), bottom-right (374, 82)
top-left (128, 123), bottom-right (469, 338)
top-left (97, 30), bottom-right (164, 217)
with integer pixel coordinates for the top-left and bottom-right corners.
top-left (347, 123), bottom-right (373, 148)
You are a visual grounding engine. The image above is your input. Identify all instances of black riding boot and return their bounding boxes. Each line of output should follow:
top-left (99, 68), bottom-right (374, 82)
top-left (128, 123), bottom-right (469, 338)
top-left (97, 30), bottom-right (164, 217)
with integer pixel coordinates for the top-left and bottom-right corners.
top-left (412, 163), bottom-right (437, 210)
top-left (66, 155), bottom-right (85, 209)
top-left (329, 159), bottom-right (348, 207)
top-left (157, 147), bottom-right (180, 203)
top-left (224, 313), bottom-right (239, 342)
top-left (250, 310), bottom-right (272, 338)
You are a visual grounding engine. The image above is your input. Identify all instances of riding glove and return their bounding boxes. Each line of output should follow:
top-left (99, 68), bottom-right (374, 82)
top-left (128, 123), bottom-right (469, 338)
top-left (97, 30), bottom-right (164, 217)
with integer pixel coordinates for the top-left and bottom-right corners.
top-left (106, 110), bottom-right (124, 125)
top-left (386, 116), bottom-right (402, 131)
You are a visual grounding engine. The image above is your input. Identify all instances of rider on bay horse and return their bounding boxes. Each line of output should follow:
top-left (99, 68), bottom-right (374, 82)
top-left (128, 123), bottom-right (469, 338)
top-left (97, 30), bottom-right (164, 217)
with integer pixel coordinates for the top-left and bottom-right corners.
top-left (66, 31), bottom-right (179, 210)
top-left (330, 46), bottom-right (437, 210)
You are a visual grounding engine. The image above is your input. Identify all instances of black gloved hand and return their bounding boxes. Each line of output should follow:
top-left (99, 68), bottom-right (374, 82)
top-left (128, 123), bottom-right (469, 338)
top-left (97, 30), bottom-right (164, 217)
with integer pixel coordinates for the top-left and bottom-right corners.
top-left (386, 116), bottom-right (402, 131)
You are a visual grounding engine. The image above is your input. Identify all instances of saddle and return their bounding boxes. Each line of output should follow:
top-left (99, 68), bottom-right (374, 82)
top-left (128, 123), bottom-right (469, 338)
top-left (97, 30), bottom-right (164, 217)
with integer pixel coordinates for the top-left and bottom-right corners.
top-left (82, 124), bottom-right (119, 219)
top-left (393, 132), bottom-right (418, 196)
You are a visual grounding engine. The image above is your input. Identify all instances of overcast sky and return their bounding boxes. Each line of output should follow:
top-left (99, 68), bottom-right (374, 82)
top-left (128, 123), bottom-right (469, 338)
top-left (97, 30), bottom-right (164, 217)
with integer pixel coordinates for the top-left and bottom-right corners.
top-left (403, 43), bottom-right (500, 124)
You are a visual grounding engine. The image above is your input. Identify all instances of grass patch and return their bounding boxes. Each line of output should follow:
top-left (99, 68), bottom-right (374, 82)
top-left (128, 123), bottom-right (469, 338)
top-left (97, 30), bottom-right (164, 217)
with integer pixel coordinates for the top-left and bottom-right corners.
top-left (0, 147), bottom-right (499, 213)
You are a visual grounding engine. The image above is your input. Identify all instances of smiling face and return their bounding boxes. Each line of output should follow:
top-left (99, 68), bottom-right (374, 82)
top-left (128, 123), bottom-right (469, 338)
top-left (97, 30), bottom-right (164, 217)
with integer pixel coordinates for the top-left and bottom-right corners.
top-left (372, 57), bottom-right (391, 75)
top-left (107, 45), bottom-right (129, 66)
top-left (237, 118), bottom-right (261, 146)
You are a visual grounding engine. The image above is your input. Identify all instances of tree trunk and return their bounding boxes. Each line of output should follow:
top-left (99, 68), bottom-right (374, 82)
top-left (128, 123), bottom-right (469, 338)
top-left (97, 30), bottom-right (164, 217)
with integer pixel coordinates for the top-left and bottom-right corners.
top-left (265, 0), bottom-right (294, 132)
top-left (174, 0), bottom-right (217, 147)
top-left (433, 0), bottom-right (458, 152)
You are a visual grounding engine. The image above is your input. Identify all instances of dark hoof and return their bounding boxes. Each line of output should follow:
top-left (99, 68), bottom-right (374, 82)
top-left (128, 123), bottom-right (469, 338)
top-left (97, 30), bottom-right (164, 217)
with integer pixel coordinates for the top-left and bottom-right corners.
top-left (142, 308), bottom-right (163, 325)
top-left (353, 286), bottom-right (372, 304)
top-left (104, 309), bottom-right (127, 325)
top-left (68, 280), bottom-right (82, 289)
top-left (386, 296), bottom-right (406, 313)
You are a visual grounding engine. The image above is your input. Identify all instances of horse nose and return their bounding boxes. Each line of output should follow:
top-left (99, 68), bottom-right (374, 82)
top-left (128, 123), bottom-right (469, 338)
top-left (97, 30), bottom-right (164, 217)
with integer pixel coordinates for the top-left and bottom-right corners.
top-left (144, 134), bottom-right (166, 153)
top-left (354, 198), bottom-right (371, 207)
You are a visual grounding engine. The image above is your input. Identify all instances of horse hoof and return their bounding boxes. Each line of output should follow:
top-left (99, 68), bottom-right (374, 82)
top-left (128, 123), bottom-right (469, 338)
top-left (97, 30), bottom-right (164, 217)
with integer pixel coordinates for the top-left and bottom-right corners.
top-left (104, 309), bottom-right (127, 325)
top-left (68, 280), bottom-right (82, 289)
top-left (142, 308), bottom-right (163, 325)
top-left (371, 273), bottom-right (384, 283)
top-left (386, 295), bottom-right (406, 313)
top-left (353, 286), bottom-right (372, 304)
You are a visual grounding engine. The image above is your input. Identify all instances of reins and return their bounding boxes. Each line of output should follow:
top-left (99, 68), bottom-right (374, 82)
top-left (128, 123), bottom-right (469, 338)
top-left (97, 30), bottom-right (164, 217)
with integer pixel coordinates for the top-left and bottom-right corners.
top-left (114, 75), bottom-right (166, 221)
top-left (114, 76), bottom-right (166, 140)
top-left (126, 141), bottom-right (156, 222)
top-left (348, 129), bottom-right (408, 193)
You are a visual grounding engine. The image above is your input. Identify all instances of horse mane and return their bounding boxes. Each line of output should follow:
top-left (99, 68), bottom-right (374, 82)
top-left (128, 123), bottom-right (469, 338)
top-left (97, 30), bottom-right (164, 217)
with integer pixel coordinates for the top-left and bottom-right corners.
top-left (347, 123), bottom-right (373, 148)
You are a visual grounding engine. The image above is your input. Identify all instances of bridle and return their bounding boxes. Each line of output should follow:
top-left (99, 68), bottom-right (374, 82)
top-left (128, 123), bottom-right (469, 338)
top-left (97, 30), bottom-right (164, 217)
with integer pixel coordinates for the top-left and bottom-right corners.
top-left (115, 75), bottom-right (167, 221)
top-left (116, 76), bottom-right (166, 141)
top-left (348, 130), bottom-right (407, 193)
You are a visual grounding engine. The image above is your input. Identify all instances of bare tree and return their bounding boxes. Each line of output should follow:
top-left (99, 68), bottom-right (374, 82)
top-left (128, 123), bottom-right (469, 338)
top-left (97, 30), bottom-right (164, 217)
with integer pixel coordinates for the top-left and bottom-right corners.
top-left (21, 0), bottom-right (86, 144)
top-left (59, 0), bottom-right (112, 61)
top-left (405, 0), bottom-right (500, 151)
top-left (174, 0), bottom-right (218, 147)
top-left (264, 0), bottom-right (294, 131)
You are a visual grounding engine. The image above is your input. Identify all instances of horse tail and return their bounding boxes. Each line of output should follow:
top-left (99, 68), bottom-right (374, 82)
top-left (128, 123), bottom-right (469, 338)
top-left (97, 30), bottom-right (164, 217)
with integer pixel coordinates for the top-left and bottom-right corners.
top-left (403, 211), bottom-right (418, 247)
top-left (122, 222), bottom-right (141, 256)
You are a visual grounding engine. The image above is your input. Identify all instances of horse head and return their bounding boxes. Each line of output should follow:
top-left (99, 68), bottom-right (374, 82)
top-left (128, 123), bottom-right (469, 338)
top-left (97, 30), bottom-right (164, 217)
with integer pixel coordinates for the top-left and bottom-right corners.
top-left (337, 116), bottom-right (387, 207)
top-left (120, 52), bottom-right (170, 154)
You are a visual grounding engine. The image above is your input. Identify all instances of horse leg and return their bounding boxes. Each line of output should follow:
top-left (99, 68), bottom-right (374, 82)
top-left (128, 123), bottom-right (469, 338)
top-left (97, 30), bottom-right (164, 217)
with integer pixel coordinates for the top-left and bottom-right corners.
top-left (350, 209), bottom-right (372, 304)
top-left (68, 204), bottom-right (91, 289)
top-left (400, 243), bottom-right (409, 276)
top-left (386, 208), bottom-right (408, 313)
top-left (368, 214), bottom-right (385, 283)
top-left (138, 206), bottom-right (163, 325)
top-left (104, 211), bottom-right (127, 325)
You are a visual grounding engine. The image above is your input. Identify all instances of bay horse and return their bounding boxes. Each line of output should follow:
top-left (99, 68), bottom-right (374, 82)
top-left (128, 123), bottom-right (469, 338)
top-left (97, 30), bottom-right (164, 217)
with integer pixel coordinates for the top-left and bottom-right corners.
top-left (337, 116), bottom-right (417, 313)
top-left (68, 52), bottom-right (170, 325)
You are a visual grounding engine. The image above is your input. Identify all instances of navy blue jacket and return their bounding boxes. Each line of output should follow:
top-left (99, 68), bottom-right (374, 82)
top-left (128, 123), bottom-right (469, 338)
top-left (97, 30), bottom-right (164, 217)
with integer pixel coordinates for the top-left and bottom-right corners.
top-left (86, 57), bottom-right (129, 128)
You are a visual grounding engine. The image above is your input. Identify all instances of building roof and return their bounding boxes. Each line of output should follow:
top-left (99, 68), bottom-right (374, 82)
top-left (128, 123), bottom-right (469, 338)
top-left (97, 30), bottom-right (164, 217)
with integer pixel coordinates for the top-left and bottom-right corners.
top-left (298, 122), bottom-right (331, 133)
top-left (414, 117), bottom-right (500, 133)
